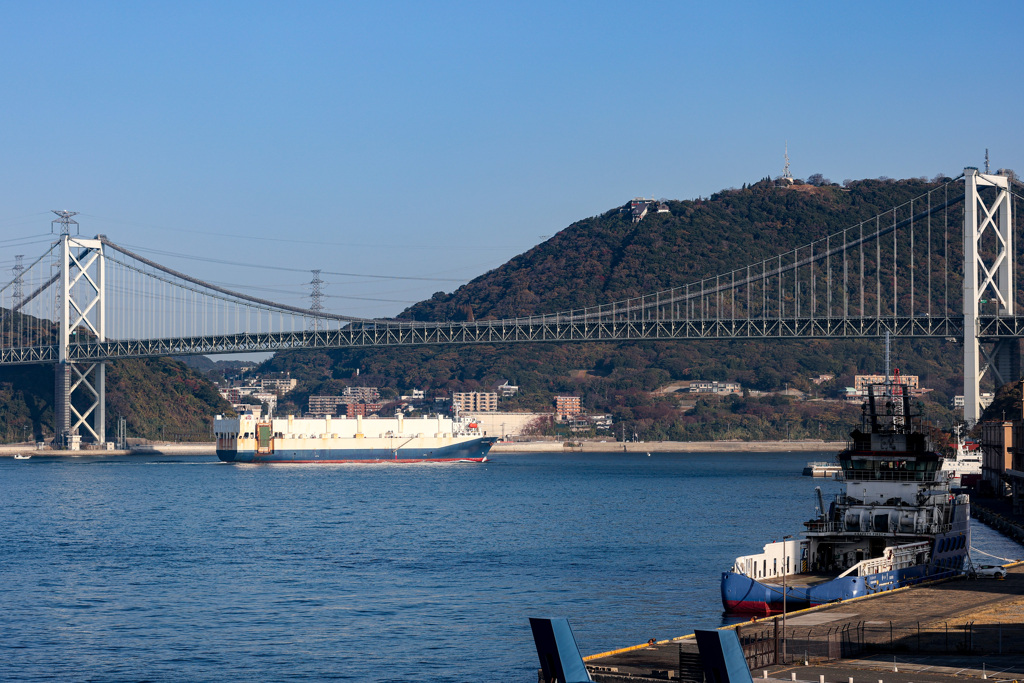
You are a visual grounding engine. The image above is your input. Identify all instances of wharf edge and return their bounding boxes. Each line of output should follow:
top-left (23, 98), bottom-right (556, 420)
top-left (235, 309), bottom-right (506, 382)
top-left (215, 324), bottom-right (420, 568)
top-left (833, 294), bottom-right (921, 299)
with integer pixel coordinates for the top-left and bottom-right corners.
top-left (584, 561), bottom-right (1024, 682)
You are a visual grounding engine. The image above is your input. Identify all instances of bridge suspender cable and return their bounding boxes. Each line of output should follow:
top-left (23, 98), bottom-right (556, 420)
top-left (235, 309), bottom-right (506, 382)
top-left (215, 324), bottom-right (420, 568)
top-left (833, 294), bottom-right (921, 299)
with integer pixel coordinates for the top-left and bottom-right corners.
top-left (98, 237), bottom-right (380, 324)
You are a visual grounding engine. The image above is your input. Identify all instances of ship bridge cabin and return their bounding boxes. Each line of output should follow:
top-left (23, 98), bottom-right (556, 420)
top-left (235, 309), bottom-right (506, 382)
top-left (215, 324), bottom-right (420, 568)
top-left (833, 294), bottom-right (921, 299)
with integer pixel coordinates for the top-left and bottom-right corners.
top-left (839, 444), bottom-right (942, 483)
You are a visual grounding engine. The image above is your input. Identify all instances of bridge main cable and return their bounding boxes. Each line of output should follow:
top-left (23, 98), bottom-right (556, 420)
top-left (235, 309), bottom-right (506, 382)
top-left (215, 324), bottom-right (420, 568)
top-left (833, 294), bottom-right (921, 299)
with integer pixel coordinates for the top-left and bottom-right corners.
top-left (99, 237), bottom-right (381, 324)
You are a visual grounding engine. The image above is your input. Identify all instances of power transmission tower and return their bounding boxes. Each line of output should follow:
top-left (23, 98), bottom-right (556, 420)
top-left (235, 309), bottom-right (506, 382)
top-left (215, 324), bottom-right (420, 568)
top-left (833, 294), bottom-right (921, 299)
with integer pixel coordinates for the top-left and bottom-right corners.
top-left (51, 209), bottom-right (79, 235)
top-left (12, 255), bottom-right (24, 306)
top-left (310, 269), bottom-right (324, 331)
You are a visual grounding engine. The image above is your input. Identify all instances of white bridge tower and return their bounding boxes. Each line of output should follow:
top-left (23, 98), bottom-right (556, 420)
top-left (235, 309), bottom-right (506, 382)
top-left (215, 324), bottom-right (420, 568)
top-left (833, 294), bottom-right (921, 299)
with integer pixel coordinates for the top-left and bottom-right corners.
top-left (963, 167), bottom-right (1017, 425)
top-left (53, 211), bottom-right (107, 448)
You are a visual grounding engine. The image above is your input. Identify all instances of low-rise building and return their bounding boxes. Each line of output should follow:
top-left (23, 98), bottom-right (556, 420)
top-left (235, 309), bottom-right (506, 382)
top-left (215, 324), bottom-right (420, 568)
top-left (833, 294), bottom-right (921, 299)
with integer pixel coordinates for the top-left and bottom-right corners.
top-left (260, 376), bottom-right (297, 393)
top-left (688, 380), bottom-right (741, 394)
top-left (497, 381), bottom-right (519, 397)
top-left (346, 402), bottom-right (384, 418)
top-left (453, 392), bottom-right (498, 413)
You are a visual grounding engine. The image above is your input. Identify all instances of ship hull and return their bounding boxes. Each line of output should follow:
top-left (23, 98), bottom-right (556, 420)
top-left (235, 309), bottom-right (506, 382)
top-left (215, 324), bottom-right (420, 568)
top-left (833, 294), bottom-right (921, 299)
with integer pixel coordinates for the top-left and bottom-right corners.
top-left (721, 563), bottom-right (959, 616)
top-left (217, 436), bottom-right (495, 464)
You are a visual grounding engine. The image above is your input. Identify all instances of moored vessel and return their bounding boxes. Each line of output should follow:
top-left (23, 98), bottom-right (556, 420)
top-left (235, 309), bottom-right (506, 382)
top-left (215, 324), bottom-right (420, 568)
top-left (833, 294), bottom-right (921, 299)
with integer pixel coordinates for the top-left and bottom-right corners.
top-left (801, 461), bottom-right (841, 477)
top-left (940, 425), bottom-right (982, 487)
top-left (214, 412), bottom-right (496, 464)
top-left (722, 378), bottom-right (970, 615)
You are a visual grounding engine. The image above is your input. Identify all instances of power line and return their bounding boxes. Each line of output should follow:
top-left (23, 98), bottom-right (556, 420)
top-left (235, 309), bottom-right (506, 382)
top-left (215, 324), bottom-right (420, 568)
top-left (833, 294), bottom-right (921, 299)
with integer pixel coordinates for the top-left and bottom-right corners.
top-left (113, 242), bottom-right (468, 282)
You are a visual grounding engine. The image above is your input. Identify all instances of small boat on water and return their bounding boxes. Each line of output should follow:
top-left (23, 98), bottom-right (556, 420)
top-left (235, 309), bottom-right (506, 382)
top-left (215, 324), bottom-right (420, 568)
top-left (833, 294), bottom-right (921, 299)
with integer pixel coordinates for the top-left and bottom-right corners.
top-left (13, 454), bottom-right (31, 460)
top-left (801, 461), bottom-right (841, 477)
top-left (722, 378), bottom-right (970, 615)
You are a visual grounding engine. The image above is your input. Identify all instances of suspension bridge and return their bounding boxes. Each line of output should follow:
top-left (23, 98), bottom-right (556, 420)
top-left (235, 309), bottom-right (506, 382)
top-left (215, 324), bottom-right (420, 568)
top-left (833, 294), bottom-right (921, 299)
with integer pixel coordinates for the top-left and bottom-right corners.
top-left (1, 167), bottom-right (1020, 446)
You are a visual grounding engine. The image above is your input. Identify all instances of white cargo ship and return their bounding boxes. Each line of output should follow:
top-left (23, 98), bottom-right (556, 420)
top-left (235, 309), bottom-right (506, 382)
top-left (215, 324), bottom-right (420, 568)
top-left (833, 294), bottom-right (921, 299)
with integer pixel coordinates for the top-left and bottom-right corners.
top-left (214, 412), bottom-right (495, 463)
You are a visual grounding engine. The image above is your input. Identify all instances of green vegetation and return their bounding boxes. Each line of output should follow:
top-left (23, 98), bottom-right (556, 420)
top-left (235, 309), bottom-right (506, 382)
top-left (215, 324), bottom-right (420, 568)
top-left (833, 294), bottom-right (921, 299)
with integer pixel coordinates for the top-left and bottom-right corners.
top-left (0, 174), bottom-right (981, 444)
top-left (262, 175), bottom-right (971, 441)
top-left (0, 358), bottom-right (233, 443)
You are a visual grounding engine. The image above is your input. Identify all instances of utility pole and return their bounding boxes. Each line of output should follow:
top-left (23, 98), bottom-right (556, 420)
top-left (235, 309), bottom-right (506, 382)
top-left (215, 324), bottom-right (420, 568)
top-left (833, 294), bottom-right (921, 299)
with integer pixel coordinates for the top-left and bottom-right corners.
top-left (782, 534), bottom-right (792, 664)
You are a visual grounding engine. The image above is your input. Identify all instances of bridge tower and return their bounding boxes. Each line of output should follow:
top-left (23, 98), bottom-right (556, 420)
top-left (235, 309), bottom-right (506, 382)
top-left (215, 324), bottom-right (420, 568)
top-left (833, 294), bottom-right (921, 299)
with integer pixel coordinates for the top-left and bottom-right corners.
top-left (53, 213), bottom-right (107, 448)
top-left (963, 167), bottom-right (1017, 425)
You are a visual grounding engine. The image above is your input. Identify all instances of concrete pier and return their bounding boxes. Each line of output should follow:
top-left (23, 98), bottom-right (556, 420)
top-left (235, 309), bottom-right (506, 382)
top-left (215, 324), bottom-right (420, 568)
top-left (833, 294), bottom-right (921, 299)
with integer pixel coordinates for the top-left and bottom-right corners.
top-left (586, 564), bottom-right (1024, 682)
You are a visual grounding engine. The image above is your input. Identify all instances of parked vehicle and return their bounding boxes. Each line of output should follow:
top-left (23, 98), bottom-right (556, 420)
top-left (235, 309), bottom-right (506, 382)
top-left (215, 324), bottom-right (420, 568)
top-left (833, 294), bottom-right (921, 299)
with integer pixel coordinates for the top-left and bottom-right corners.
top-left (969, 564), bottom-right (1006, 579)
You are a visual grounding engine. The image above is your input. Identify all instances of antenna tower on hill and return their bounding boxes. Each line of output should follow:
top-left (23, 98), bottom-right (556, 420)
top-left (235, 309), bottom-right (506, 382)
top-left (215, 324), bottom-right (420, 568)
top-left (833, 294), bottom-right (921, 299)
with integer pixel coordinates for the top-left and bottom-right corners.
top-left (781, 142), bottom-right (794, 183)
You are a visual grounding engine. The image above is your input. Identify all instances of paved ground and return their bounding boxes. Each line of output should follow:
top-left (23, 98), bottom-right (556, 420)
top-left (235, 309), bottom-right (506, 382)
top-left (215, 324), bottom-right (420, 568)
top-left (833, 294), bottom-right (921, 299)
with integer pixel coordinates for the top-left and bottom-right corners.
top-left (756, 655), bottom-right (1024, 683)
top-left (587, 565), bottom-right (1024, 682)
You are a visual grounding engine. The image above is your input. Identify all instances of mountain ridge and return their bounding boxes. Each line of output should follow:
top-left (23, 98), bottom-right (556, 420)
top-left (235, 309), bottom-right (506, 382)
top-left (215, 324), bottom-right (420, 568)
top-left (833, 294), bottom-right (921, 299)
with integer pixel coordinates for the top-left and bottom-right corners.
top-left (262, 174), bottom-right (969, 440)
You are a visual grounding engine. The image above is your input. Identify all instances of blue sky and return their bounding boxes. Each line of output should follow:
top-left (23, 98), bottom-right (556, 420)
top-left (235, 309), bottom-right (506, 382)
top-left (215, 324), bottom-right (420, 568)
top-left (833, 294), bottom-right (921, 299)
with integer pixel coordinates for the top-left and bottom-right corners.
top-left (2, 1), bottom-right (1022, 319)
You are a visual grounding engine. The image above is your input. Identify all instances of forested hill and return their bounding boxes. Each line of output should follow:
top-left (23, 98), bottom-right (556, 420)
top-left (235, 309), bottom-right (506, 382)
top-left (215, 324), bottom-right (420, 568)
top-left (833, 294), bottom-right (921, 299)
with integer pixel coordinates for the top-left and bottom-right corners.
top-left (263, 175), bottom-right (968, 441)
top-left (399, 176), bottom-right (952, 322)
top-left (0, 358), bottom-right (233, 444)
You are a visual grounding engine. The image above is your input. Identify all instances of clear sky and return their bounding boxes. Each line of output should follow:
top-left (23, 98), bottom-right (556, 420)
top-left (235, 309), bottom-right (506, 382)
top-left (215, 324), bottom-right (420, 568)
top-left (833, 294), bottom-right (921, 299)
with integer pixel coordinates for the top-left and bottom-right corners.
top-left (2, 1), bottom-right (1022, 320)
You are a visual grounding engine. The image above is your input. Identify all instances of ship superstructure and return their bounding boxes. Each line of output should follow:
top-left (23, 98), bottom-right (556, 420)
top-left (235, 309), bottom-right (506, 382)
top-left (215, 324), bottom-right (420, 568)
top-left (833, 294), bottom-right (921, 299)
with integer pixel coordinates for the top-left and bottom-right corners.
top-left (721, 380), bottom-right (970, 615)
top-left (214, 413), bottom-right (495, 464)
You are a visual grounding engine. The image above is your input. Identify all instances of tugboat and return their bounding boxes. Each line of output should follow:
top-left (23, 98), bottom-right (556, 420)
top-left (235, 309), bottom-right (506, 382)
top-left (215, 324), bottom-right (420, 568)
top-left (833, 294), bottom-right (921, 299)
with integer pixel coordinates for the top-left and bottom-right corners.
top-left (721, 374), bottom-right (970, 615)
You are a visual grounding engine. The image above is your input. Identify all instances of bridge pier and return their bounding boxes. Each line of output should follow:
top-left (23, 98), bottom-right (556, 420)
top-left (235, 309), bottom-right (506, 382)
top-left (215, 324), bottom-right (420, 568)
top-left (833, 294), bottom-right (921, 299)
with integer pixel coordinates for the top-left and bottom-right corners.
top-left (963, 167), bottom-right (1016, 425)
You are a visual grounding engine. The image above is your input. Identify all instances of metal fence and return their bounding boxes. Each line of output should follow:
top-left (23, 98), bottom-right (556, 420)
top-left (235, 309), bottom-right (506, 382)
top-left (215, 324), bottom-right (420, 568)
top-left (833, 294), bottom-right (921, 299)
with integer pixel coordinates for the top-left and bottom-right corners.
top-left (738, 619), bottom-right (1024, 667)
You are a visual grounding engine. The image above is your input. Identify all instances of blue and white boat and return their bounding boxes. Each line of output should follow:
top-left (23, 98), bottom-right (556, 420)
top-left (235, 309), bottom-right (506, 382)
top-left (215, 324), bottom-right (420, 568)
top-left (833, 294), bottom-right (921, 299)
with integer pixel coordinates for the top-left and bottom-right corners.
top-left (214, 412), bottom-right (495, 464)
top-left (722, 380), bottom-right (970, 615)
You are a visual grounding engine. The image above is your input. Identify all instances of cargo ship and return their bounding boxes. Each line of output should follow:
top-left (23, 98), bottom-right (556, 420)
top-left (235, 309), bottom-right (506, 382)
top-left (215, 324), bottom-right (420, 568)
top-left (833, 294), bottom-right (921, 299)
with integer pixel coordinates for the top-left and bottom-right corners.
top-left (721, 377), bottom-right (970, 615)
top-left (214, 412), bottom-right (496, 464)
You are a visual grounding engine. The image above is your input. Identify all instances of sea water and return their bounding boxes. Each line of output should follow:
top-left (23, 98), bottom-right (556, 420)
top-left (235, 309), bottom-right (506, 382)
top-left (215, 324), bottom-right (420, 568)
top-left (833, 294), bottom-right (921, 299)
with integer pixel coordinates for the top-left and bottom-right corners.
top-left (1, 451), bottom-right (1019, 682)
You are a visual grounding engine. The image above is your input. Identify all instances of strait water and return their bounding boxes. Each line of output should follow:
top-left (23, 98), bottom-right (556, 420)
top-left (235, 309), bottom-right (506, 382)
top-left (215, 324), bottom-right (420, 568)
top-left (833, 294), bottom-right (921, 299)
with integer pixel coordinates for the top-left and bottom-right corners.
top-left (2, 451), bottom-right (1020, 682)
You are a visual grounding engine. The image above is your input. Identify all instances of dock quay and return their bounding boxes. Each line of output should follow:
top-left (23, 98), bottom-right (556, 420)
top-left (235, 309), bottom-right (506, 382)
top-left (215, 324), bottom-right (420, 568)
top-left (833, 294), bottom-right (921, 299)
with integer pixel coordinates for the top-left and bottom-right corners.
top-left (584, 564), bottom-right (1024, 683)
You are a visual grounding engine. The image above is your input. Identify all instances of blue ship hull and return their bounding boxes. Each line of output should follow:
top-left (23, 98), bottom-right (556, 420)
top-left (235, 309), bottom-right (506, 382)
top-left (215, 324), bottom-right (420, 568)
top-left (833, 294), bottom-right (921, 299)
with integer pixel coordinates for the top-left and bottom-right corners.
top-left (722, 505), bottom-right (971, 615)
top-left (721, 562), bottom-right (960, 615)
top-left (217, 437), bottom-right (496, 463)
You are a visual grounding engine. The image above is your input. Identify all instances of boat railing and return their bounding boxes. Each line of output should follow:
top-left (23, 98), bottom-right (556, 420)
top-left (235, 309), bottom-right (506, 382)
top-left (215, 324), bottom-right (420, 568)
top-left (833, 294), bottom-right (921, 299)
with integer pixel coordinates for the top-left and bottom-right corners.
top-left (805, 520), bottom-right (951, 536)
top-left (841, 471), bottom-right (948, 483)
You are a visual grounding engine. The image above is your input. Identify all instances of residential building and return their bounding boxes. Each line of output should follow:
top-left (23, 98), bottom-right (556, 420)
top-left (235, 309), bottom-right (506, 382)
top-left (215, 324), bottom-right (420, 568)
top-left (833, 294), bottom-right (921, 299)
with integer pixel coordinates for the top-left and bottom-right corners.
top-left (343, 386), bottom-right (380, 402)
top-left (555, 396), bottom-right (582, 421)
top-left (497, 381), bottom-right (519, 397)
top-left (260, 376), bottom-right (297, 393)
top-left (452, 392), bottom-right (498, 413)
top-left (346, 402), bottom-right (384, 418)
top-left (308, 395), bottom-right (347, 416)
top-left (688, 380), bottom-right (741, 394)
